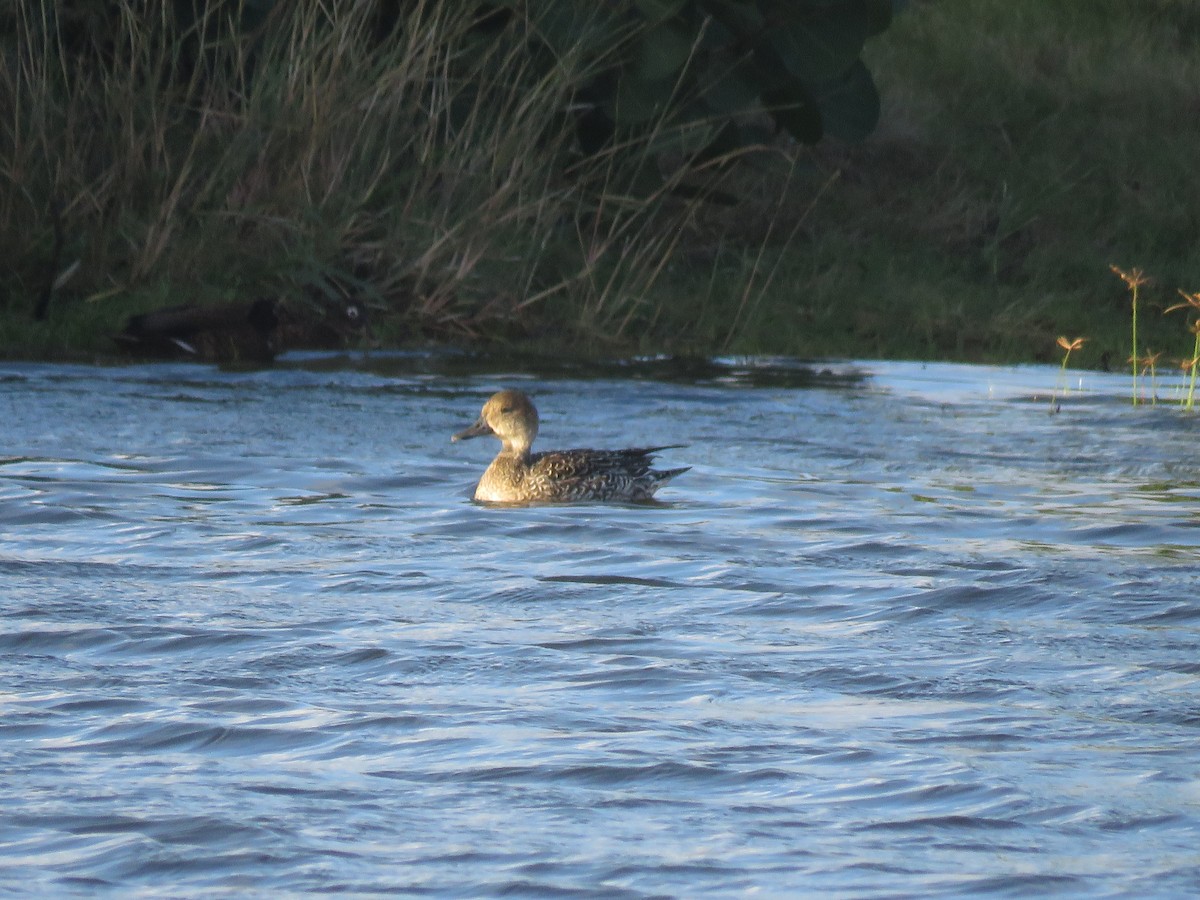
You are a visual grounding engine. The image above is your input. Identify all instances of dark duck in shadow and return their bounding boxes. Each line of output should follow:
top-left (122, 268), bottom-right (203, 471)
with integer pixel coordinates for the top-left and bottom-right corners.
top-left (113, 298), bottom-right (280, 363)
top-left (451, 389), bottom-right (689, 503)
top-left (113, 294), bottom-right (371, 364)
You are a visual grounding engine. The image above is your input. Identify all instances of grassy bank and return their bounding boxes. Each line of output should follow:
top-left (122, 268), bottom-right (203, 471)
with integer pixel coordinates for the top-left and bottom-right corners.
top-left (2, 0), bottom-right (1198, 366)
top-left (738, 0), bottom-right (1200, 365)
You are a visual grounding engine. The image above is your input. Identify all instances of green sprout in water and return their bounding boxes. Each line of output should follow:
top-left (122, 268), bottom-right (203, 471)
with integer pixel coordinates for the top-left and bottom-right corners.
top-left (1052, 335), bottom-right (1086, 413)
top-left (1111, 264), bottom-right (1149, 405)
top-left (1165, 289), bottom-right (1200, 411)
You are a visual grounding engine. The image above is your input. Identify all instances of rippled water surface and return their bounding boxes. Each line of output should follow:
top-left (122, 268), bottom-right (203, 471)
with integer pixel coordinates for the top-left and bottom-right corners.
top-left (2, 356), bottom-right (1198, 896)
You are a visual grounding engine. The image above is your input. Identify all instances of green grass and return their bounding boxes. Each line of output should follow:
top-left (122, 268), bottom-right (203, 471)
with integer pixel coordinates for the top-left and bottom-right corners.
top-left (737, 0), bottom-right (1200, 365)
top-left (2, 0), bottom-right (1198, 365)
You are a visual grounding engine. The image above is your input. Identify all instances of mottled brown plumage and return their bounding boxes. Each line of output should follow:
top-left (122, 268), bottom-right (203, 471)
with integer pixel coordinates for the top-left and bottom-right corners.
top-left (451, 389), bottom-right (688, 503)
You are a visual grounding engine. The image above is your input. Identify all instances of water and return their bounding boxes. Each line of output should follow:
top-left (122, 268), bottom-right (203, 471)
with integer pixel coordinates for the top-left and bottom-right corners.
top-left (1, 355), bottom-right (1198, 897)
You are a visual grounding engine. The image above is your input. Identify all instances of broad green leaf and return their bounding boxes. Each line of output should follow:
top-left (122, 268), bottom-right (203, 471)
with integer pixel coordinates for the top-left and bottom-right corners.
top-left (530, 2), bottom-right (622, 59)
top-left (768, 3), bottom-right (870, 83)
top-left (609, 72), bottom-right (677, 124)
top-left (635, 23), bottom-right (698, 82)
top-left (699, 0), bottom-right (766, 37)
top-left (634, 0), bottom-right (689, 23)
top-left (700, 65), bottom-right (760, 116)
top-left (813, 58), bottom-right (880, 141)
top-left (762, 83), bottom-right (822, 143)
top-left (863, 0), bottom-right (893, 36)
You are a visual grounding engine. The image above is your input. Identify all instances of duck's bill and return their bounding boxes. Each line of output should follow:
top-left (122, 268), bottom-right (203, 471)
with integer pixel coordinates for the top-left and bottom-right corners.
top-left (451, 418), bottom-right (493, 442)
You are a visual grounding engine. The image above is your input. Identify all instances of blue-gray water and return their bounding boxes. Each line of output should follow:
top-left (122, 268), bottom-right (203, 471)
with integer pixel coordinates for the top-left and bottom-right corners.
top-left (2, 356), bottom-right (1198, 897)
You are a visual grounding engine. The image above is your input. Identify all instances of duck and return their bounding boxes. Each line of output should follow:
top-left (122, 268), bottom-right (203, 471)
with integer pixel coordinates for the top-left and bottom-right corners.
top-left (451, 389), bottom-right (688, 503)
top-left (113, 298), bottom-right (280, 363)
top-left (112, 293), bottom-right (370, 364)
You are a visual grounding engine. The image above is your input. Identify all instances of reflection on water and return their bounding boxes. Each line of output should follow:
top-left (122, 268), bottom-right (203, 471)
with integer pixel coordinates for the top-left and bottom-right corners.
top-left (1, 355), bottom-right (1198, 896)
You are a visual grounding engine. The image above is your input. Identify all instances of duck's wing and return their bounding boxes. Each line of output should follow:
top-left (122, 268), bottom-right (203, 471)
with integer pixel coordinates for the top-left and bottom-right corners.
top-left (529, 446), bottom-right (682, 481)
top-left (522, 447), bottom-right (687, 501)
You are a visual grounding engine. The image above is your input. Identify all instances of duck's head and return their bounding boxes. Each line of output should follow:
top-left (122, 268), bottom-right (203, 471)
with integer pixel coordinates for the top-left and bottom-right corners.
top-left (452, 389), bottom-right (539, 454)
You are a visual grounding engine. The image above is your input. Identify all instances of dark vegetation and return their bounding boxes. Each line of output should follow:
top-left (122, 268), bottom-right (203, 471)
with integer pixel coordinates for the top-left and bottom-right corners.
top-left (1, 0), bottom-right (1196, 367)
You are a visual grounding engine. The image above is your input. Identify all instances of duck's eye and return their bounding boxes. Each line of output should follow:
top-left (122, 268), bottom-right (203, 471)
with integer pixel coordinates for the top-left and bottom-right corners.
top-left (500, 406), bottom-right (513, 413)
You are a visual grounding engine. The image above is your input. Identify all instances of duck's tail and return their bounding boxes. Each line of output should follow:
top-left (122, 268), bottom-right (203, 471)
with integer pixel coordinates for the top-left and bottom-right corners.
top-left (654, 466), bottom-right (691, 483)
top-left (644, 466), bottom-right (690, 498)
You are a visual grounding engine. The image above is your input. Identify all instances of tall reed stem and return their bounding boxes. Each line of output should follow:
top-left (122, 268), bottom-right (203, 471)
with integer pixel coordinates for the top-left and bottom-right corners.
top-left (1164, 291), bottom-right (1200, 412)
top-left (1186, 326), bottom-right (1200, 412)
top-left (1111, 265), bottom-right (1148, 406)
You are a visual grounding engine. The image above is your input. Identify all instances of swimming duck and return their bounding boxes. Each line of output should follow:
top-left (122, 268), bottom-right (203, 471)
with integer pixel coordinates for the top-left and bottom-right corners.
top-left (451, 389), bottom-right (688, 503)
top-left (112, 294), bottom-right (370, 363)
top-left (113, 298), bottom-right (280, 363)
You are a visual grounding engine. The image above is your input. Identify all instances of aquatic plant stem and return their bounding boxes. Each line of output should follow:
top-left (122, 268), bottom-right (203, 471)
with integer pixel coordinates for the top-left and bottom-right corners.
top-left (1111, 265), bottom-right (1148, 405)
top-left (1144, 351), bottom-right (1162, 406)
top-left (1186, 327), bottom-right (1200, 411)
top-left (1164, 292), bottom-right (1200, 412)
top-left (1052, 336), bottom-right (1085, 412)
top-left (1131, 280), bottom-right (1139, 403)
